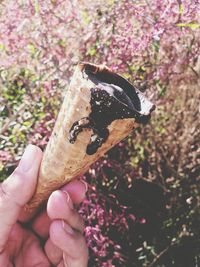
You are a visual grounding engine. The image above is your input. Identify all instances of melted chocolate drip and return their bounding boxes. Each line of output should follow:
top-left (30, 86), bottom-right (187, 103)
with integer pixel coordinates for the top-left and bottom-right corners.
top-left (69, 65), bottom-right (155, 155)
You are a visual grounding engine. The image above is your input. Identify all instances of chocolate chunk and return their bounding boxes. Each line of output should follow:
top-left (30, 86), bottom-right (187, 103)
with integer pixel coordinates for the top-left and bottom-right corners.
top-left (69, 65), bottom-right (155, 155)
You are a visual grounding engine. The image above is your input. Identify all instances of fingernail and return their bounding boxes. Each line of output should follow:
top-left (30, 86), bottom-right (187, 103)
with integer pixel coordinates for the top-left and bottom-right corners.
top-left (80, 179), bottom-right (88, 194)
top-left (62, 220), bottom-right (74, 235)
top-left (18, 144), bottom-right (39, 172)
top-left (63, 191), bottom-right (73, 210)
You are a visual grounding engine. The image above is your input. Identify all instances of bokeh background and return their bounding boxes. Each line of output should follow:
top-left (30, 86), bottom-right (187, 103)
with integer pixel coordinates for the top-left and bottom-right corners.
top-left (0, 0), bottom-right (200, 266)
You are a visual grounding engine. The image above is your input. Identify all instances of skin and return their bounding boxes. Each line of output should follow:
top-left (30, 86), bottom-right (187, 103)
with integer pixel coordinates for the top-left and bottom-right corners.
top-left (0, 144), bottom-right (88, 267)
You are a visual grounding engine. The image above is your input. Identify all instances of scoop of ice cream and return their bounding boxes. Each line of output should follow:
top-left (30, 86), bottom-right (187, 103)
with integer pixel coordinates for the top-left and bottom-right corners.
top-left (69, 62), bottom-right (155, 155)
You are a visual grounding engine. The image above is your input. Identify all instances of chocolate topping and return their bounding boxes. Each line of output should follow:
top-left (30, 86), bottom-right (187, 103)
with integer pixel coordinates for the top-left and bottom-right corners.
top-left (69, 63), bottom-right (155, 155)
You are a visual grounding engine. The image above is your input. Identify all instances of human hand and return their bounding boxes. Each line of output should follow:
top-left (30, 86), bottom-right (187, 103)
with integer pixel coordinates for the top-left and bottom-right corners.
top-left (0, 145), bottom-right (88, 267)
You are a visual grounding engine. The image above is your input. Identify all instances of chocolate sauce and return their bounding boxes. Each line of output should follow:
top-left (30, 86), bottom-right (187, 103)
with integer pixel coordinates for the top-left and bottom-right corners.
top-left (69, 64), bottom-right (155, 155)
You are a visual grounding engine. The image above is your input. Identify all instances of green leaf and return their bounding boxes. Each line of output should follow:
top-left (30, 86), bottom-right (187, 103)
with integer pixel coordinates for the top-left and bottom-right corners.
top-left (176, 23), bottom-right (200, 30)
top-left (34, 0), bottom-right (40, 13)
top-left (0, 69), bottom-right (8, 80)
top-left (108, 0), bottom-right (115, 5)
top-left (81, 10), bottom-right (90, 25)
top-left (136, 247), bottom-right (143, 252)
top-left (87, 46), bottom-right (96, 57)
top-left (0, 43), bottom-right (5, 51)
top-left (10, 135), bottom-right (17, 143)
top-left (122, 72), bottom-right (131, 79)
top-left (179, 4), bottom-right (184, 15)
top-left (58, 38), bottom-right (66, 48)
top-left (129, 65), bottom-right (138, 72)
top-left (156, 81), bottom-right (166, 97)
top-left (138, 255), bottom-right (146, 260)
top-left (37, 112), bottom-right (46, 119)
top-left (23, 121), bottom-right (32, 127)
top-left (152, 40), bottom-right (160, 53)
top-left (0, 162), bottom-right (4, 172)
top-left (27, 43), bottom-right (36, 56)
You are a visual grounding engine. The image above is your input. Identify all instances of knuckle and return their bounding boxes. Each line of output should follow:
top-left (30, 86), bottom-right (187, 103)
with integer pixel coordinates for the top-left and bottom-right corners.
top-left (0, 173), bottom-right (23, 208)
top-left (0, 181), bottom-right (12, 204)
top-left (71, 233), bottom-right (88, 258)
top-left (49, 220), bottom-right (62, 243)
top-left (68, 209), bottom-right (85, 233)
top-left (50, 220), bottom-right (88, 262)
top-left (74, 213), bottom-right (85, 233)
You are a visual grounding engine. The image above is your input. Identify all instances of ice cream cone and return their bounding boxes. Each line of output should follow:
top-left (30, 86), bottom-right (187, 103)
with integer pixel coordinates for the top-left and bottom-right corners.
top-left (26, 62), bottom-right (155, 214)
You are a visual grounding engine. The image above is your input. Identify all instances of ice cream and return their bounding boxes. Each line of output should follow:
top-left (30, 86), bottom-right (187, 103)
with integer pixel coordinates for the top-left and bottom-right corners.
top-left (26, 62), bottom-right (155, 214)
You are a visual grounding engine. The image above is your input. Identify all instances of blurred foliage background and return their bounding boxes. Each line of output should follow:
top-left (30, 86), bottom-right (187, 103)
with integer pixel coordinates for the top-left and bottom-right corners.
top-left (0, 0), bottom-right (200, 266)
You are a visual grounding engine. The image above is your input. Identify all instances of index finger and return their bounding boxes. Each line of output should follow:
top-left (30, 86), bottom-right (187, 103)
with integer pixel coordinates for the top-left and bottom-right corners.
top-left (0, 145), bottom-right (42, 251)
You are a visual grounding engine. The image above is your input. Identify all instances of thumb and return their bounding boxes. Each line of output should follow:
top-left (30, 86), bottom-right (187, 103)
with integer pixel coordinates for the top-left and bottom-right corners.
top-left (0, 145), bottom-right (42, 251)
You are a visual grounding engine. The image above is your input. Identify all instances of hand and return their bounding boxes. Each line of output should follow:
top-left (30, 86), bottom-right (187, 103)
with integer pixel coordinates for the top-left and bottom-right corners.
top-left (0, 145), bottom-right (88, 267)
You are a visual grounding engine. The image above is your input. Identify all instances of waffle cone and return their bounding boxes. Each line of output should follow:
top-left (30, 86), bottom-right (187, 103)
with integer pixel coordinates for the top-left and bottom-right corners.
top-left (26, 62), bottom-right (154, 214)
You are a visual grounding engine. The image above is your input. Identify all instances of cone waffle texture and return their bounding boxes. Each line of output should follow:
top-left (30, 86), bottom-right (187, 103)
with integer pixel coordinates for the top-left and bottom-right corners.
top-left (26, 63), bottom-right (136, 213)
